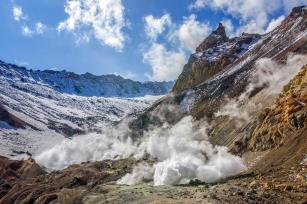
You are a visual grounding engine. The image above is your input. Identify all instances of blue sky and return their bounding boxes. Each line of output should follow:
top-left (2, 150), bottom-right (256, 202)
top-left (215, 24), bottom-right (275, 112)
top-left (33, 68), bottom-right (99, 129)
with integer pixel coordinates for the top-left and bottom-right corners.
top-left (0, 0), bottom-right (305, 81)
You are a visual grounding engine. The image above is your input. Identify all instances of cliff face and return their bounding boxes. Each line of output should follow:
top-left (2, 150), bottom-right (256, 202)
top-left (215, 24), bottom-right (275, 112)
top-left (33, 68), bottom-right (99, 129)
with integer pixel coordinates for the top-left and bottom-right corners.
top-left (246, 65), bottom-right (307, 151)
top-left (169, 7), bottom-right (307, 184)
top-left (229, 66), bottom-right (307, 191)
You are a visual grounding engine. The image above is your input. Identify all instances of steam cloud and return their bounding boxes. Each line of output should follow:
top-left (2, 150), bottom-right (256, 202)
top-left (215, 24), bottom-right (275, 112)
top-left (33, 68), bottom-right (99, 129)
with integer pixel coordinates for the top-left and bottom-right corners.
top-left (117, 163), bottom-right (154, 185)
top-left (36, 116), bottom-right (246, 186)
top-left (216, 53), bottom-right (307, 123)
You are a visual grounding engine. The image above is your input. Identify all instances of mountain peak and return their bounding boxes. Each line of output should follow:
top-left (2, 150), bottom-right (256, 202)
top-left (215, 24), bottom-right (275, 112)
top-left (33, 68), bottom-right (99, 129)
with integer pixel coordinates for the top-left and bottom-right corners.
top-left (290, 5), bottom-right (306, 17)
top-left (281, 5), bottom-right (306, 25)
top-left (195, 22), bottom-right (228, 53)
top-left (174, 6), bottom-right (306, 93)
top-left (213, 22), bottom-right (227, 38)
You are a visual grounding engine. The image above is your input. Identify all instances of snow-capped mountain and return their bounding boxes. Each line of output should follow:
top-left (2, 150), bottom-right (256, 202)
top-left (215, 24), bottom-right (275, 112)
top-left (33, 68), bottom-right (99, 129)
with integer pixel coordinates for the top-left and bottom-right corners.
top-left (0, 61), bottom-right (170, 157)
top-left (0, 60), bottom-right (173, 97)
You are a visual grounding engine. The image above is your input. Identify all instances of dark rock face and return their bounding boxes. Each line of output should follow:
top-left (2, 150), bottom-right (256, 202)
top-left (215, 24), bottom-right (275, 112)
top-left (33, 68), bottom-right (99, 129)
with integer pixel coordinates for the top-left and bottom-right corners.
top-left (0, 105), bottom-right (26, 129)
top-left (289, 5), bottom-right (307, 17)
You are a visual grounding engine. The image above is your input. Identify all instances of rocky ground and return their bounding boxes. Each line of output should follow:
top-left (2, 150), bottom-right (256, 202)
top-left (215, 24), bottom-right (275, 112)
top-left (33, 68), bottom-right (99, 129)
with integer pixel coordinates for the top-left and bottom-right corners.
top-left (0, 152), bottom-right (306, 204)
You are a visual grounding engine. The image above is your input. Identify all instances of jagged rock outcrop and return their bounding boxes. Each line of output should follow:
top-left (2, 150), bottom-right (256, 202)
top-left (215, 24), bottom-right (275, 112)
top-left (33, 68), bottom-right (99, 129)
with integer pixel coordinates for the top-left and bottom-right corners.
top-left (196, 23), bottom-right (229, 53)
top-left (173, 6), bottom-right (306, 94)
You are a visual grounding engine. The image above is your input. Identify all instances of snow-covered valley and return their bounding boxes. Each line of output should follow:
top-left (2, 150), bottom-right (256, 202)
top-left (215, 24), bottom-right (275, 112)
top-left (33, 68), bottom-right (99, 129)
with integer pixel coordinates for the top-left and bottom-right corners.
top-left (0, 61), bottom-right (168, 158)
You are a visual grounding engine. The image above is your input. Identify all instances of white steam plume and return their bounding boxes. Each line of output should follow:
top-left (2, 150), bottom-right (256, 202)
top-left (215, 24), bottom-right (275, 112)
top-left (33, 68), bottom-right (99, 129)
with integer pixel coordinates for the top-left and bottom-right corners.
top-left (216, 53), bottom-right (307, 122)
top-left (117, 163), bottom-right (154, 185)
top-left (36, 116), bottom-right (246, 185)
top-left (142, 117), bottom-right (245, 185)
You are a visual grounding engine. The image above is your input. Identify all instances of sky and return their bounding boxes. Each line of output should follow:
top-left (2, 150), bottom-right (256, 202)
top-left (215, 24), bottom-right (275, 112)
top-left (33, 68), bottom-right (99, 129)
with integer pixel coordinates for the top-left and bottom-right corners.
top-left (0, 0), bottom-right (306, 82)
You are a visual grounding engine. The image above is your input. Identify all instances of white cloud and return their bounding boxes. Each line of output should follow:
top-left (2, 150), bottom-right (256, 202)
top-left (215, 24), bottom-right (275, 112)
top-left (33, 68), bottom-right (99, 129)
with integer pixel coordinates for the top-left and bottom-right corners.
top-left (13, 5), bottom-right (26, 21)
top-left (21, 22), bottom-right (47, 37)
top-left (188, 0), bottom-right (206, 11)
top-left (12, 4), bottom-right (46, 37)
top-left (193, 0), bottom-right (304, 35)
top-left (74, 33), bottom-right (91, 44)
top-left (58, 0), bottom-right (127, 51)
top-left (22, 26), bottom-right (33, 36)
top-left (282, 0), bottom-right (306, 11)
top-left (143, 14), bottom-right (211, 81)
top-left (143, 43), bottom-right (186, 81)
top-left (221, 19), bottom-right (235, 37)
top-left (171, 14), bottom-right (211, 52)
top-left (206, 0), bottom-right (278, 34)
top-left (265, 15), bottom-right (286, 33)
top-left (35, 22), bottom-right (46, 34)
top-left (144, 14), bottom-right (171, 41)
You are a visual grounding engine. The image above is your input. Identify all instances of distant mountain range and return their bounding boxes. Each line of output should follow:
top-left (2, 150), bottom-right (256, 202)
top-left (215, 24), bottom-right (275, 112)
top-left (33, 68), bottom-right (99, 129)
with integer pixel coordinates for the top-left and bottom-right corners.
top-left (0, 60), bottom-right (174, 97)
